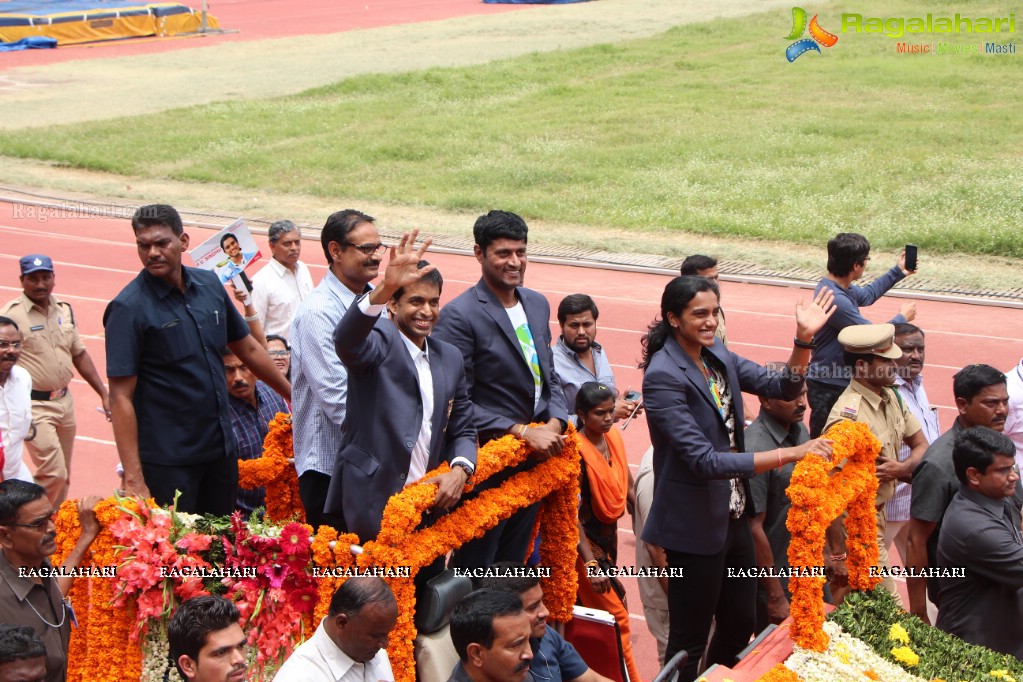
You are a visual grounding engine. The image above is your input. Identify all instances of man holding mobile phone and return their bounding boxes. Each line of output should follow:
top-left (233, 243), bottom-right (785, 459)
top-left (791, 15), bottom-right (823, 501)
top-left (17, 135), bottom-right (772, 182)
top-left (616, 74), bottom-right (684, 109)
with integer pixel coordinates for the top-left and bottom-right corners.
top-left (552, 293), bottom-right (642, 424)
top-left (806, 234), bottom-right (918, 438)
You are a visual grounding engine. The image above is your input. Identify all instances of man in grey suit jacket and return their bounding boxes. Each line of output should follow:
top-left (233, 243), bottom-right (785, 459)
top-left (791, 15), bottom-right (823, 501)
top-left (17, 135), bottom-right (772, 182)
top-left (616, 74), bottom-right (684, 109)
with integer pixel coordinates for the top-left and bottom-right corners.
top-left (325, 232), bottom-right (477, 543)
top-left (433, 211), bottom-right (569, 568)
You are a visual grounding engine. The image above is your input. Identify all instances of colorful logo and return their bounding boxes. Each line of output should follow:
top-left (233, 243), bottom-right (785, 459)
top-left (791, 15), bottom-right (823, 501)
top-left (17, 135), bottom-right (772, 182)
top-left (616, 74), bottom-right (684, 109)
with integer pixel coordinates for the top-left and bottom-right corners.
top-left (785, 7), bottom-right (839, 61)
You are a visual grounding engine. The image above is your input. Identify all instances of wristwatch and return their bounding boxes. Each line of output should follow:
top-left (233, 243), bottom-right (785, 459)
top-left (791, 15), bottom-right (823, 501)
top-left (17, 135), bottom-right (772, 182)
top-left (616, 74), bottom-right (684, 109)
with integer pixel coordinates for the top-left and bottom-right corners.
top-left (452, 461), bottom-right (474, 480)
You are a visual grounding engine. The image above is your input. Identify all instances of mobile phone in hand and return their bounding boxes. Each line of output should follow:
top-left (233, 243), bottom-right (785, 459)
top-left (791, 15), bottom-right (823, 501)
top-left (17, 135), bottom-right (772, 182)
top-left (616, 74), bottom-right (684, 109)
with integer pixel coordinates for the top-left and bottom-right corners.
top-left (624, 390), bottom-right (641, 401)
top-left (621, 399), bottom-right (643, 430)
top-left (905, 244), bottom-right (917, 272)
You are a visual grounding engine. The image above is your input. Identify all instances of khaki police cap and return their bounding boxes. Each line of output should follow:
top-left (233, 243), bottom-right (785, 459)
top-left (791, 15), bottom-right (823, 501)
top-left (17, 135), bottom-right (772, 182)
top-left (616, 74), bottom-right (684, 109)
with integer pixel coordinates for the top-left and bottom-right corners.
top-left (837, 323), bottom-right (902, 359)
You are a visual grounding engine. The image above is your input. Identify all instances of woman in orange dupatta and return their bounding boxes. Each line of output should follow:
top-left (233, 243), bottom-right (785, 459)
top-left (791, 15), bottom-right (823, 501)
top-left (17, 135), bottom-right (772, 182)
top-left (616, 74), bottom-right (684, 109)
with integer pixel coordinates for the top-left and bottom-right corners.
top-left (574, 382), bottom-right (642, 682)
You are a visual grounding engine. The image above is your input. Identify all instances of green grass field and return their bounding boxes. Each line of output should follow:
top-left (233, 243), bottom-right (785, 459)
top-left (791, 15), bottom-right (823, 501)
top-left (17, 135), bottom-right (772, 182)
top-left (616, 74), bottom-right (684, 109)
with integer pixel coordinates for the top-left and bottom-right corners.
top-left (3, 0), bottom-right (1021, 256)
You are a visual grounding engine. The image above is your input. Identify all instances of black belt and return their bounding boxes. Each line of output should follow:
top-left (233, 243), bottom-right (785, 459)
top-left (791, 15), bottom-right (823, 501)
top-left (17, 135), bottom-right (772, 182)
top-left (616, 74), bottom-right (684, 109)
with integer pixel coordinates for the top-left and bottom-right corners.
top-left (31, 387), bottom-right (67, 401)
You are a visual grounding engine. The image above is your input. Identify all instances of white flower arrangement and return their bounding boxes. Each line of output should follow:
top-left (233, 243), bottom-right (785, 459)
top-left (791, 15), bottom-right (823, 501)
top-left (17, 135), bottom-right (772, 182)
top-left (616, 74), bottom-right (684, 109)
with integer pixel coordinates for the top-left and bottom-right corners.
top-left (784, 621), bottom-right (927, 682)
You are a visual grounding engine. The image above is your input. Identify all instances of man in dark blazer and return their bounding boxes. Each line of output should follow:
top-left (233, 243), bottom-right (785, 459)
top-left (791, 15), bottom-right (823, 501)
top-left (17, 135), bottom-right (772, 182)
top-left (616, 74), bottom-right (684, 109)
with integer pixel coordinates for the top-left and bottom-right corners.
top-left (433, 210), bottom-right (569, 568)
top-left (325, 232), bottom-right (477, 542)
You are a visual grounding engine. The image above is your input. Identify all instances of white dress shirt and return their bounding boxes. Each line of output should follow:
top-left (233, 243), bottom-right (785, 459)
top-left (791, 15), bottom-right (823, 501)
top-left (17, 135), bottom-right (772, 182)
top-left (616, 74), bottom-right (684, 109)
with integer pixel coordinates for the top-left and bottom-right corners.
top-left (272, 621), bottom-right (394, 682)
top-left (0, 365), bottom-right (37, 482)
top-left (356, 297), bottom-right (472, 482)
top-left (1005, 359), bottom-right (1023, 471)
top-left (251, 258), bottom-right (314, 340)
top-left (888, 373), bottom-right (941, 522)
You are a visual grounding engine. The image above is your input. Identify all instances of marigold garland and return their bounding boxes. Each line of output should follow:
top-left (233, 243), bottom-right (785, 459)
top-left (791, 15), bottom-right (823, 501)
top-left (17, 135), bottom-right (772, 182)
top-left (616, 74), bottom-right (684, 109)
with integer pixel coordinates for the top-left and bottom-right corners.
top-left (310, 526), bottom-right (360, 624)
top-left (237, 413), bottom-right (305, 524)
top-left (786, 420), bottom-right (881, 652)
top-left (54, 497), bottom-right (145, 682)
top-left (56, 423), bottom-right (582, 682)
top-left (537, 471), bottom-right (580, 622)
top-left (356, 428), bottom-right (582, 682)
top-left (755, 663), bottom-right (802, 681)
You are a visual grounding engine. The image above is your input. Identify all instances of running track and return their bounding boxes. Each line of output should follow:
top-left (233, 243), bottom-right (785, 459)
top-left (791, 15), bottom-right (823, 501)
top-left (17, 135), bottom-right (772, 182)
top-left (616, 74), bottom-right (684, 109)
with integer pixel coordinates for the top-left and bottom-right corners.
top-left (3, 201), bottom-right (1023, 680)
top-left (0, 0), bottom-right (529, 70)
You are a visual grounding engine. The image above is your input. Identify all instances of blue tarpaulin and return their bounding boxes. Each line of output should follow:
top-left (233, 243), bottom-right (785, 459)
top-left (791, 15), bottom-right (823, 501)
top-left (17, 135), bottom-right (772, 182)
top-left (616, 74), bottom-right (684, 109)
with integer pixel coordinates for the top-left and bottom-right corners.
top-left (0, 36), bottom-right (58, 50)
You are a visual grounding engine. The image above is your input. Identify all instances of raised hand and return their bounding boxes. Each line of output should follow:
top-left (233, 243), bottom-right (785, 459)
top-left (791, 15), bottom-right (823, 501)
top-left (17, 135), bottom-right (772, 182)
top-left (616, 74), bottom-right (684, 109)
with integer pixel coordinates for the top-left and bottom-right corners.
top-left (370, 230), bottom-right (435, 304)
top-left (381, 229), bottom-right (434, 290)
top-left (795, 287), bottom-right (836, 340)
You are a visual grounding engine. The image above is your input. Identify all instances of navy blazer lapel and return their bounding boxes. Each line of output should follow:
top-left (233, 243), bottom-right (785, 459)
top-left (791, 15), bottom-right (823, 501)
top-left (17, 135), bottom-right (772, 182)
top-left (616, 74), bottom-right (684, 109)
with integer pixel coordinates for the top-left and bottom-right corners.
top-left (665, 338), bottom-right (719, 417)
top-left (425, 338), bottom-right (449, 459)
top-left (474, 280), bottom-right (529, 371)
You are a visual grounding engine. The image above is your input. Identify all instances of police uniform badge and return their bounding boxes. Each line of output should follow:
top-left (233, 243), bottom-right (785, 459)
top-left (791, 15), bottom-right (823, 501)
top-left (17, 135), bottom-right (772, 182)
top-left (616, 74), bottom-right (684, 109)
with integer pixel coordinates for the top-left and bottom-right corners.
top-left (840, 393), bottom-right (862, 420)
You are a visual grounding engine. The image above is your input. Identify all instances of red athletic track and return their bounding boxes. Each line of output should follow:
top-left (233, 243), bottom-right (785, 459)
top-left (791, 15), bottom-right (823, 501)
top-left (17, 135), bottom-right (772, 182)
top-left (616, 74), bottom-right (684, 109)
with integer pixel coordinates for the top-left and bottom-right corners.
top-left (3, 201), bottom-right (1023, 680)
top-left (0, 0), bottom-right (529, 70)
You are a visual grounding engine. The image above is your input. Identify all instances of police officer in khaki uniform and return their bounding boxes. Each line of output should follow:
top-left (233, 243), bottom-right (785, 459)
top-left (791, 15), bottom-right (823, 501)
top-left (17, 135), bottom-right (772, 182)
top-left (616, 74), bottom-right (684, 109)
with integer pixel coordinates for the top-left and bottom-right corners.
top-left (824, 323), bottom-right (928, 601)
top-left (1, 255), bottom-right (111, 504)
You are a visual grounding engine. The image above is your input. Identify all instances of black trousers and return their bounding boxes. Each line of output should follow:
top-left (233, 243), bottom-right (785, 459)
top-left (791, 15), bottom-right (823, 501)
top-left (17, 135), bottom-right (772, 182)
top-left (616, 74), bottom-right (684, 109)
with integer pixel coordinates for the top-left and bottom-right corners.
top-left (448, 502), bottom-right (541, 569)
top-left (143, 457), bottom-right (237, 516)
top-left (299, 470), bottom-right (345, 531)
top-left (807, 379), bottom-right (848, 438)
top-left (664, 517), bottom-right (757, 682)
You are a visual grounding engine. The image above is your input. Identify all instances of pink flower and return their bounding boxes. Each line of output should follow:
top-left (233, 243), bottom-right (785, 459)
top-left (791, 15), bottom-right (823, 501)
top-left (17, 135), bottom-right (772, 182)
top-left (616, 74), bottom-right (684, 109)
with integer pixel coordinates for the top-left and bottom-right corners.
top-left (263, 563), bottom-right (291, 589)
top-left (175, 532), bottom-right (212, 553)
top-left (174, 577), bottom-right (209, 601)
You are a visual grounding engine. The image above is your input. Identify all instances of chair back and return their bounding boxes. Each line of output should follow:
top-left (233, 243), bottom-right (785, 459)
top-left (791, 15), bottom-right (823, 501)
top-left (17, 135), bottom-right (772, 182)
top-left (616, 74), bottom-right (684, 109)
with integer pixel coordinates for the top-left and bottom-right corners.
top-left (563, 605), bottom-right (627, 682)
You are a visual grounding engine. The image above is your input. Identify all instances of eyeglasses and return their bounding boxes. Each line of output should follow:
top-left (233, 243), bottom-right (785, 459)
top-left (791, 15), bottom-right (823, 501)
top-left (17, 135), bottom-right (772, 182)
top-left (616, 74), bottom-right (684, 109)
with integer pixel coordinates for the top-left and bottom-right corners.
top-left (3, 509), bottom-right (57, 531)
top-left (342, 242), bottom-right (387, 256)
top-left (0, 341), bottom-right (24, 351)
top-left (268, 350), bottom-right (290, 357)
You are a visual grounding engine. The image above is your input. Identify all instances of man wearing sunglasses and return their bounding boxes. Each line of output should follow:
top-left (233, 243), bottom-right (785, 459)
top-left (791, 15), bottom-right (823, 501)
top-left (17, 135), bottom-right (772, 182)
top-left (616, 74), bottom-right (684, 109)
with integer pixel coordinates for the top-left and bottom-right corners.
top-left (290, 209), bottom-right (386, 529)
top-left (0, 479), bottom-right (101, 682)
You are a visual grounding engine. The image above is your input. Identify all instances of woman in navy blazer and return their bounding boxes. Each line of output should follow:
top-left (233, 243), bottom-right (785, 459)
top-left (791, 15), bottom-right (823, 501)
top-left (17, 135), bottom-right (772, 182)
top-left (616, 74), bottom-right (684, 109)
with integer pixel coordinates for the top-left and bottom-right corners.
top-left (640, 276), bottom-right (835, 681)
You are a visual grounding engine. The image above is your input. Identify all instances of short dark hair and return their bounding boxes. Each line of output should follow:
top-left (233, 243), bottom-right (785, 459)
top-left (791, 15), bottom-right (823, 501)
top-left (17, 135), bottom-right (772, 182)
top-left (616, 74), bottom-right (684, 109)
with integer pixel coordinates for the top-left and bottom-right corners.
top-left (327, 576), bottom-right (396, 619)
top-left (392, 261), bottom-right (443, 302)
top-left (450, 589), bottom-right (525, 662)
top-left (826, 233), bottom-right (870, 277)
top-left (219, 233), bottom-right (239, 250)
top-left (680, 254), bottom-right (717, 276)
top-left (473, 561), bottom-right (540, 594)
top-left (0, 316), bottom-right (20, 333)
top-left (953, 364), bottom-right (1006, 402)
top-left (132, 204), bottom-right (183, 236)
top-left (575, 381), bottom-right (616, 415)
top-left (0, 480), bottom-right (47, 525)
top-left (267, 220), bottom-right (299, 245)
top-left (321, 209), bottom-right (375, 265)
top-left (893, 323), bottom-right (923, 337)
top-left (168, 596), bottom-right (241, 677)
top-left (842, 350), bottom-right (877, 371)
top-left (557, 294), bottom-right (599, 325)
top-left (953, 426), bottom-right (1016, 484)
top-left (265, 334), bottom-right (289, 350)
top-left (0, 624), bottom-right (45, 665)
top-left (473, 210), bottom-right (528, 255)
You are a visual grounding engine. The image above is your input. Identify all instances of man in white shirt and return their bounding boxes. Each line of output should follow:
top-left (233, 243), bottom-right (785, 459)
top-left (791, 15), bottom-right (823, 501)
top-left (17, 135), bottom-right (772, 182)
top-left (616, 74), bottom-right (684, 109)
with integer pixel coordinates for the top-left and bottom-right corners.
top-left (250, 220), bottom-right (314, 341)
top-left (1004, 357), bottom-right (1023, 470)
top-left (0, 318), bottom-right (36, 483)
top-left (886, 323), bottom-right (941, 566)
top-left (274, 577), bottom-right (398, 682)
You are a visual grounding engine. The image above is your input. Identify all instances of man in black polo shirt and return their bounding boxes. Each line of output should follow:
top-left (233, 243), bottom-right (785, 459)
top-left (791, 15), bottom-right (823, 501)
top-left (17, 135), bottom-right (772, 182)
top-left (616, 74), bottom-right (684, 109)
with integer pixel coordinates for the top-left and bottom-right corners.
top-left (906, 363), bottom-right (1015, 623)
top-left (104, 204), bottom-right (290, 515)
